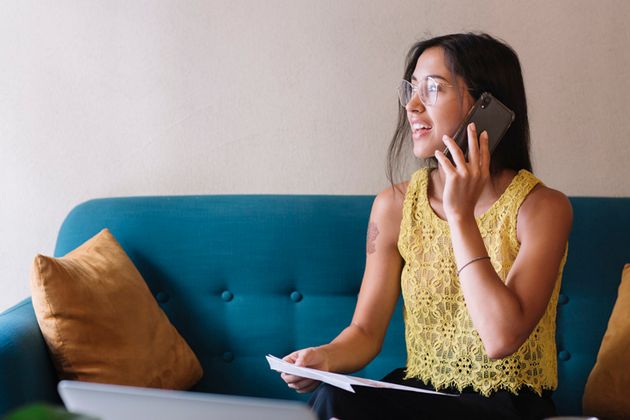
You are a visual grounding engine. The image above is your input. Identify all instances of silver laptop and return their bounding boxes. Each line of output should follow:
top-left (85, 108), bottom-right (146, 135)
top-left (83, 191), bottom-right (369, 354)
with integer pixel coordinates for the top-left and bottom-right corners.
top-left (58, 380), bottom-right (316, 420)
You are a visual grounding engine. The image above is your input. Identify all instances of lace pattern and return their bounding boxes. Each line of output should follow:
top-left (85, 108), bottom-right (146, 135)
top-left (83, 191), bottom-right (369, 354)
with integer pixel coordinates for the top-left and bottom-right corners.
top-left (397, 168), bottom-right (566, 396)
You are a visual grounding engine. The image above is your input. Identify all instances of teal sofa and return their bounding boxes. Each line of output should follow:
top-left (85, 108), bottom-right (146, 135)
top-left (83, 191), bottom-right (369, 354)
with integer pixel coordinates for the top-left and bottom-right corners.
top-left (0, 195), bottom-right (629, 416)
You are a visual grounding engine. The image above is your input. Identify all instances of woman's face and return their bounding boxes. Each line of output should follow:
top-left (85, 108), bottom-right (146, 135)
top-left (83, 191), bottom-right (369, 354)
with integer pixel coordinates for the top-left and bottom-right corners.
top-left (406, 46), bottom-right (475, 159)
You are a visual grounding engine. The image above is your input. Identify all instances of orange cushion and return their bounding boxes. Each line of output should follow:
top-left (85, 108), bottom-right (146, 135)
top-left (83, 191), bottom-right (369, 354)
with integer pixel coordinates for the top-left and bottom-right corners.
top-left (583, 263), bottom-right (630, 418)
top-left (30, 228), bottom-right (202, 389)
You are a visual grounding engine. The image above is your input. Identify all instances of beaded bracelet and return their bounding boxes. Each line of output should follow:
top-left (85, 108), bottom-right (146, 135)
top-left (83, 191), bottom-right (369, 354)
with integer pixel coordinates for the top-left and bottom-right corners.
top-left (457, 256), bottom-right (491, 276)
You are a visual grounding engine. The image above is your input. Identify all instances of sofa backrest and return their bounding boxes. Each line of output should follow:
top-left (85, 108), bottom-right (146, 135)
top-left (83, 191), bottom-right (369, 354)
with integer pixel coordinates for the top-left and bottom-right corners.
top-left (555, 197), bottom-right (630, 414)
top-left (54, 196), bottom-right (405, 402)
top-left (54, 195), bottom-right (630, 415)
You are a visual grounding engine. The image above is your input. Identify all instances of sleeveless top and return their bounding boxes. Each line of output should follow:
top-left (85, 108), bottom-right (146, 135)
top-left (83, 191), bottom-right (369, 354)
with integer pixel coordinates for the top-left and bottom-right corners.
top-left (397, 167), bottom-right (566, 396)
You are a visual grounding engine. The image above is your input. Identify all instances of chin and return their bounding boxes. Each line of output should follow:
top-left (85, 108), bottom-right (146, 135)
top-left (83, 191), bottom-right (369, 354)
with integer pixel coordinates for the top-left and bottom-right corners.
top-left (412, 143), bottom-right (439, 160)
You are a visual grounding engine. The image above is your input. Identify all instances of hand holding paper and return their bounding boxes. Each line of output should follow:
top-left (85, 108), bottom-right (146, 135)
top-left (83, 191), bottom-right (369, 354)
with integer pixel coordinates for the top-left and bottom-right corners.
top-left (266, 355), bottom-right (456, 396)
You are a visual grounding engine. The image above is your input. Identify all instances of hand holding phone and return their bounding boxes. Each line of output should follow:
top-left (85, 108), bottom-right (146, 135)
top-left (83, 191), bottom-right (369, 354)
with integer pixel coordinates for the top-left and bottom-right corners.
top-left (443, 92), bottom-right (515, 161)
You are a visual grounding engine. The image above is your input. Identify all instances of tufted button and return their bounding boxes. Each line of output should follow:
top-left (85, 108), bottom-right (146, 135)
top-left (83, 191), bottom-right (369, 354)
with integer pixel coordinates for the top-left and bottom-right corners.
top-left (290, 291), bottom-right (303, 302)
top-left (558, 294), bottom-right (569, 305)
top-left (221, 290), bottom-right (234, 302)
top-left (155, 291), bottom-right (170, 303)
top-left (558, 350), bottom-right (571, 361)
top-left (222, 351), bottom-right (234, 362)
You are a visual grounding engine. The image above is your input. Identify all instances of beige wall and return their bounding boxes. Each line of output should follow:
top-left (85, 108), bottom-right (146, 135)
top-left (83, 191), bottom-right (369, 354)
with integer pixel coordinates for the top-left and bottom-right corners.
top-left (1, 0), bottom-right (629, 311)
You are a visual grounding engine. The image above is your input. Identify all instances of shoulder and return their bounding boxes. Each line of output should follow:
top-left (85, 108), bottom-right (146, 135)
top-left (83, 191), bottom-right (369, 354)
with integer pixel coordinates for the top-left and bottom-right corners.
top-left (372, 181), bottom-right (409, 218)
top-left (520, 183), bottom-right (572, 220)
top-left (517, 183), bottom-right (573, 240)
top-left (371, 168), bottom-right (426, 215)
top-left (368, 181), bottom-right (409, 242)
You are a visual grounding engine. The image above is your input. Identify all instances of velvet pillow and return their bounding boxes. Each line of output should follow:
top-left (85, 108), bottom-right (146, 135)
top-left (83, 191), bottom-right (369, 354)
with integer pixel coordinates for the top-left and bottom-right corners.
top-left (583, 263), bottom-right (630, 419)
top-left (30, 228), bottom-right (202, 389)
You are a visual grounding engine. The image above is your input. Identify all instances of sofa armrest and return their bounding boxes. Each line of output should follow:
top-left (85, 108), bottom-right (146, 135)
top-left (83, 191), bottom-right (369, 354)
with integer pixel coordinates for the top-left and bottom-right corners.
top-left (0, 298), bottom-right (60, 415)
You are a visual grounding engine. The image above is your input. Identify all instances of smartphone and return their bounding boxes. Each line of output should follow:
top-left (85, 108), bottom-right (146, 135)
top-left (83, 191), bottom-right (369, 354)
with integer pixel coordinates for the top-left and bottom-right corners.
top-left (443, 92), bottom-right (515, 161)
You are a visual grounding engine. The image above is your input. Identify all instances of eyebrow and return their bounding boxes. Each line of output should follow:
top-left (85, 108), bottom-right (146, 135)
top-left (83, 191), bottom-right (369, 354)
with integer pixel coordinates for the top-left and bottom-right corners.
top-left (411, 74), bottom-right (450, 83)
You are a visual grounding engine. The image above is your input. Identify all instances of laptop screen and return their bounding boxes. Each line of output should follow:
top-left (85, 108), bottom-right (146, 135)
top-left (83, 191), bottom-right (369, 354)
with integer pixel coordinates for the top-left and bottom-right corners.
top-left (58, 380), bottom-right (316, 420)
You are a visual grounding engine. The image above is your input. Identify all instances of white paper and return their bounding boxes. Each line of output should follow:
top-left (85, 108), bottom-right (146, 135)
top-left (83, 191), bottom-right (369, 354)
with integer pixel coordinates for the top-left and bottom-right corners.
top-left (266, 355), bottom-right (456, 397)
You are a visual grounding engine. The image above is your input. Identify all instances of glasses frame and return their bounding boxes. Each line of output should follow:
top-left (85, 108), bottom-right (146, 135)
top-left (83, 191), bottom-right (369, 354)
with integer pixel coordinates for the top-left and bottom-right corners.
top-left (398, 77), bottom-right (461, 108)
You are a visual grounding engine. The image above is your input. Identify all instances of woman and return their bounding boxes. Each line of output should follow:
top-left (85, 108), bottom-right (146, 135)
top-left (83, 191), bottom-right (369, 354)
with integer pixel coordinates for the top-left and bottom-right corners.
top-left (279, 33), bottom-right (572, 420)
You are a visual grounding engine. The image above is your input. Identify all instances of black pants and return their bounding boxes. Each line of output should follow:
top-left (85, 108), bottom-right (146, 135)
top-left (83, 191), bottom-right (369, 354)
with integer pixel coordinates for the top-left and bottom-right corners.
top-left (308, 368), bottom-right (556, 420)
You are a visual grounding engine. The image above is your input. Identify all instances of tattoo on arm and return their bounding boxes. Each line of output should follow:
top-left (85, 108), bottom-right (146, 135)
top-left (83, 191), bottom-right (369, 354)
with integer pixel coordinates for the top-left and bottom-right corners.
top-left (366, 222), bottom-right (380, 254)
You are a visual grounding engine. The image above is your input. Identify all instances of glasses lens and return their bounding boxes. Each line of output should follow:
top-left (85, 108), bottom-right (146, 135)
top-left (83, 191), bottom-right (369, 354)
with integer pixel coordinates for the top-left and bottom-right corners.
top-left (424, 77), bottom-right (438, 106)
top-left (398, 80), bottom-right (412, 107)
top-left (398, 79), bottom-right (439, 107)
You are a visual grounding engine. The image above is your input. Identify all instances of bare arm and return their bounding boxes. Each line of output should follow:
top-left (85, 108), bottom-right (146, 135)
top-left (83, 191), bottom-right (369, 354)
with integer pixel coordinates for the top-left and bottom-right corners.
top-left (435, 123), bottom-right (573, 359)
top-left (324, 189), bottom-right (405, 372)
top-left (281, 185), bottom-right (405, 392)
top-left (450, 186), bottom-right (572, 359)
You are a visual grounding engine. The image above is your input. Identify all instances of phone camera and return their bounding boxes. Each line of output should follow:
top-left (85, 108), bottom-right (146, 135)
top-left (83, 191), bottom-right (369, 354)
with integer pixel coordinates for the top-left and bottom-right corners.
top-left (481, 93), bottom-right (491, 109)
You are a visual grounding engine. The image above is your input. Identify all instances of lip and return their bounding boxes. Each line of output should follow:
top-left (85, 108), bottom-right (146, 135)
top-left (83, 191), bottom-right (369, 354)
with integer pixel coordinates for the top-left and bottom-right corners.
top-left (409, 119), bottom-right (432, 139)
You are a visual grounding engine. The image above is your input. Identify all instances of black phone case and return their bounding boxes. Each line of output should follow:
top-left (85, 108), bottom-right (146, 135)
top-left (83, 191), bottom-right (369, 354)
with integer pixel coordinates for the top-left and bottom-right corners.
top-left (445, 92), bottom-right (515, 160)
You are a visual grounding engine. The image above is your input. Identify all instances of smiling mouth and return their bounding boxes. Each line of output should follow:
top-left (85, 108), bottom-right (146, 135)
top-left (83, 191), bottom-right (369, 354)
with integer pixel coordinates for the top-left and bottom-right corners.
top-left (411, 122), bottom-right (432, 136)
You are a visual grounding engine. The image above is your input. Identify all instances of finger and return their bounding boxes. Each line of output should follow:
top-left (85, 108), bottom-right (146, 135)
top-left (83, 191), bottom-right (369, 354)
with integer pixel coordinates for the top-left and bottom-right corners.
top-left (288, 379), bottom-right (317, 393)
top-left (293, 378), bottom-right (315, 389)
top-left (479, 130), bottom-right (490, 176)
top-left (294, 352), bottom-right (308, 367)
top-left (442, 135), bottom-right (467, 169)
top-left (467, 123), bottom-right (480, 166)
top-left (280, 373), bottom-right (305, 384)
top-left (282, 351), bottom-right (298, 363)
top-left (301, 381), bottom-right (321, 393)
top-left (434, 149), bottom-right (457, 176)
top-left (295, 347), bottom-right (319, 367)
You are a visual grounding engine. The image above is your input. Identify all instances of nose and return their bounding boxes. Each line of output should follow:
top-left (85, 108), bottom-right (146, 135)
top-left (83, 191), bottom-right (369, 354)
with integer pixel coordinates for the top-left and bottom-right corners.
top-left (405, 90), bottom-right (425, 113)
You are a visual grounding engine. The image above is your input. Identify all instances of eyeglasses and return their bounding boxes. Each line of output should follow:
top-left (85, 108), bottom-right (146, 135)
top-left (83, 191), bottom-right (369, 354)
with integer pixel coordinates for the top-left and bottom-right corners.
top-left (397, 77), bottom-right (458, 107)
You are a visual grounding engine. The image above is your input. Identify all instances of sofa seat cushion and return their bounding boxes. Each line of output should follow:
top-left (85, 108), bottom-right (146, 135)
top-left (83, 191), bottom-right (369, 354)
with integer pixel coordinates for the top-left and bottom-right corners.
top-left (29, 228), bottom-right (202, 390)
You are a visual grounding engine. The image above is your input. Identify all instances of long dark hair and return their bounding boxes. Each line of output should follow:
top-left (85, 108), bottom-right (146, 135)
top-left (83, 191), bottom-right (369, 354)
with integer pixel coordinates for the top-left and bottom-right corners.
top-left (387, 33), bottom-right (532, 190)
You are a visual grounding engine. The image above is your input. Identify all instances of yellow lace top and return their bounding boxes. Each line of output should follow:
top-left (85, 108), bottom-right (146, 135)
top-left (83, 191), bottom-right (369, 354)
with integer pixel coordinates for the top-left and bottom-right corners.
top-left (398, 167), bottom-right (566, 396)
